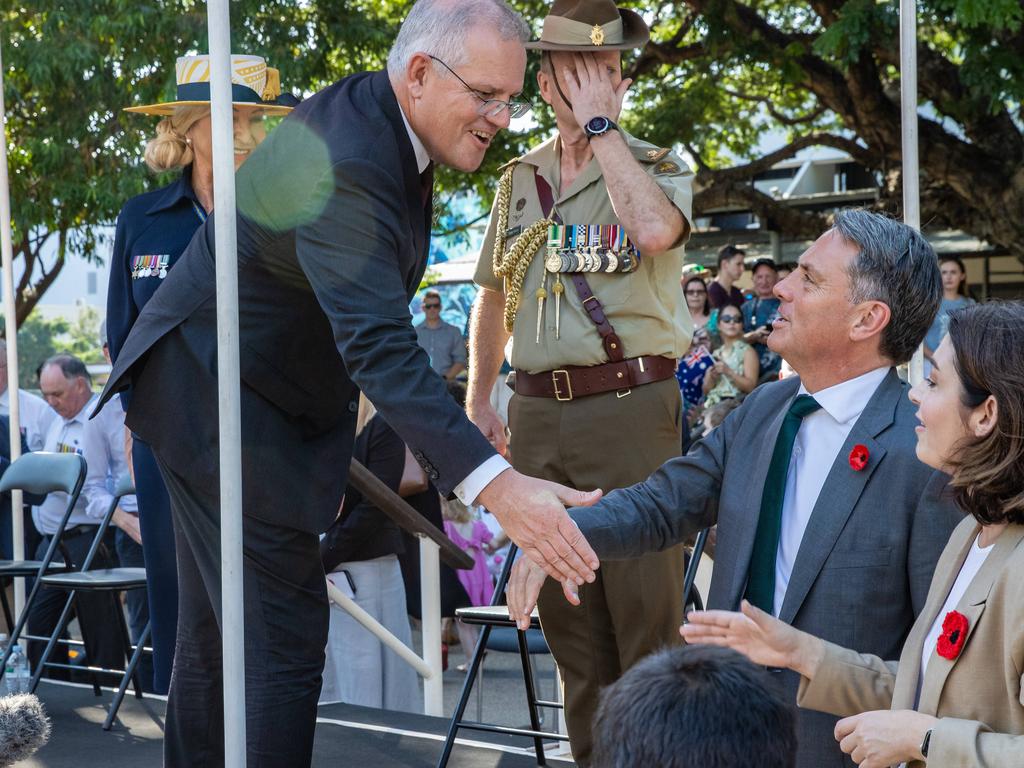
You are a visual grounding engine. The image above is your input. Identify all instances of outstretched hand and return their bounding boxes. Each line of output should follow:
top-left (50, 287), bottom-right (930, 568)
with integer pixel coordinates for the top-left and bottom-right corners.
top-left (506, 555), bottom-right (579, 630)
top-left (477, 468), bottom-right (602, 585)
top-left (680, 600), bottom-right (823, 677)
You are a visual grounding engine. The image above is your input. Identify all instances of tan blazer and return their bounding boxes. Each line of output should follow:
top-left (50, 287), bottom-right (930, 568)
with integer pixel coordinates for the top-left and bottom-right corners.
top-left (797, 518), bottom-right (1024, 767)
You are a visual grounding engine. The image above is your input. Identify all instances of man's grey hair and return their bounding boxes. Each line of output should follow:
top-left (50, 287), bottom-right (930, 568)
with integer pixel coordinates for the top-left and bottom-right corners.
top-left (387, 0), bottom-right (529, 78)
top-left (41, 354), bottom-right (92, 387)
top-left (833, 209), bottom-right (941, 365)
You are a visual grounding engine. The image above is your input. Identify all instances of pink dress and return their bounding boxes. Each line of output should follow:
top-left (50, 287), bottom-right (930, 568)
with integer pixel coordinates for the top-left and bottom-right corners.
top-left (444, 520), bottom-right (495, 606)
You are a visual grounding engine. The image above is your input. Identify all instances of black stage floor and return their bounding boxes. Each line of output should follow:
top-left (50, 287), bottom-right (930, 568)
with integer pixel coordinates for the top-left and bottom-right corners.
top-left (15, 680), bottom-right (573, 767)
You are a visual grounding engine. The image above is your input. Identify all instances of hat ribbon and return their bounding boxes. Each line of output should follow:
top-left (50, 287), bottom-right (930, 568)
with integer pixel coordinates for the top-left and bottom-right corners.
top-left (540, 15), bottom-right (624, 46)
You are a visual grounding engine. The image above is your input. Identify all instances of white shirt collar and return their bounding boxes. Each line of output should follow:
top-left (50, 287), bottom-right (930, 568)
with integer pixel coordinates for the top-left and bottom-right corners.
top-left (798, 366), bottom-right (891, 426)
top-left (399, 104), bottom-right (431, 174)
top-left (63, 394), bottom-right (98, 427)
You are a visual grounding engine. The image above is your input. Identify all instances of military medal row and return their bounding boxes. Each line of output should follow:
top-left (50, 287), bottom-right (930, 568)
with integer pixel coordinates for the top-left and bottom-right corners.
top-left (544, 223), bottom-right (640, 274)
top-left (131, 254), bottom-right (170, 280)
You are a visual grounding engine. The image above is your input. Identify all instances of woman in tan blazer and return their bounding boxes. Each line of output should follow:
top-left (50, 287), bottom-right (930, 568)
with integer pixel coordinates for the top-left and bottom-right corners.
top-left (682, 300), bottom-right (1024, 768)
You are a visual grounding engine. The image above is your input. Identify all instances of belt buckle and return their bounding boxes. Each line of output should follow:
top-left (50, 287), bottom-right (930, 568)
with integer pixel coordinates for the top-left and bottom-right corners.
top-left (552, 369), bottom-right (573, 401)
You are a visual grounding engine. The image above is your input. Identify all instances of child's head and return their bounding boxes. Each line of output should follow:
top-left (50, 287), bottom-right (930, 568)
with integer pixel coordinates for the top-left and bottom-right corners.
top-left (592, 646), bottom-right (796, 768)
top-left (703, 398), bottom-right (741, 434)
top-left (441, 496), bottom-right (474, 524)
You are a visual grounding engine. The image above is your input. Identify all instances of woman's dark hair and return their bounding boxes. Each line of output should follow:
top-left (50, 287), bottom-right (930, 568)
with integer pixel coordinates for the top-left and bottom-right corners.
top-left (683, 276), bottom-right (710, 317)
top-left (945, 301), bottom-right (1024, 525)
top-left (939, 255), bottom-right (971, 298)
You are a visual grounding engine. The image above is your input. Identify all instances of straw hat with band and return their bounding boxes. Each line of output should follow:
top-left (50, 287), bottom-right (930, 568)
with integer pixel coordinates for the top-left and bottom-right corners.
top-left (525, 0), bottom-right (649, 52)
top-left (124, 54), bottom-right (298, 117)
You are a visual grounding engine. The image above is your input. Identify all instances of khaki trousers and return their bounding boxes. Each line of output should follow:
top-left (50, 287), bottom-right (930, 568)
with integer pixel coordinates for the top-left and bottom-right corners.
top-left (508, 377), bottom-right (686, 767)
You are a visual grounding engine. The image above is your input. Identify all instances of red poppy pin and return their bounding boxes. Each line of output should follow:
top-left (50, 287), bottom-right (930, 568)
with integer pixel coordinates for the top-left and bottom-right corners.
top-left (936, 610), bottom-right (969, 660)
top-left (848, 444), bottom-right (869, 471)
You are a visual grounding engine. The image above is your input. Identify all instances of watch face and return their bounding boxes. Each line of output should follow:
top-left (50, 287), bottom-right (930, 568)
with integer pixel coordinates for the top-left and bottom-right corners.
top-left (586, 117), bottom-right (611, 134)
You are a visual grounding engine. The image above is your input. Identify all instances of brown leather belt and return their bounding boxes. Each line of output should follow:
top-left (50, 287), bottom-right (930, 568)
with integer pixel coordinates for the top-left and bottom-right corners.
top-left (514, 356), bottom-right (676, 401)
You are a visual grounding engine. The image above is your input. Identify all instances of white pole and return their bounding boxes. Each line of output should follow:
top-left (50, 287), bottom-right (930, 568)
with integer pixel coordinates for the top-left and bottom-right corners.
top-left (205, 3), bottom-right (246, 764)
top-left (419, 537), bottom-right (443, 716)
top-left (325, 579), bottom-right (434, 680)
top-left (900, 0), bottom-right (925, 384)
top-left (0, 40), bottom-right (26, 616)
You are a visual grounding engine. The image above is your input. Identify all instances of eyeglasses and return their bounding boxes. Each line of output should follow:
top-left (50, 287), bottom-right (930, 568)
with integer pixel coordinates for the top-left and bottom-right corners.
top-left (719, 315), bottom-right (742, 323)
top-left (685, 289), bottom-right (707, 296)
top-left (428, 55), bottom-right (533, 119)
top-left (423, 303), bottom-right (441, 309)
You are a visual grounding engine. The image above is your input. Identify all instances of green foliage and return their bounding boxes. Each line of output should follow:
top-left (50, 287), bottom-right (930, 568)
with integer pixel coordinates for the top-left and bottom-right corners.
top-left (2, 308), bottom-right (103, 387)
top-left (3, 0), bottom-right (1023, 314)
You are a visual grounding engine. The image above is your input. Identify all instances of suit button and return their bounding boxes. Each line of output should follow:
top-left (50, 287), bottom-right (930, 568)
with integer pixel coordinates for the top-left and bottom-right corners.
top-left (348, 401), bottom-right (358, 413)
top-left (429, 471), bottom-right (439, 481)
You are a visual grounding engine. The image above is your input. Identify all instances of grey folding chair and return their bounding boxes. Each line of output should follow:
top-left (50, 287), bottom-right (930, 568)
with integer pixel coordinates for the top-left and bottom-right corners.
top-left (0, 452), bottom-right (87, 681)
top-left (35, 473), bottom-right (151, 730)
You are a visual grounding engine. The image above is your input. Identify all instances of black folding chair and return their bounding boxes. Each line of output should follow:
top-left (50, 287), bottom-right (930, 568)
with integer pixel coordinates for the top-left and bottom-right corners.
top-left (0, 452), bottom-right (86, 680)
top-left (437, 543), bottom-right (565, 767)
top-left (34, 473), bottom-right (151, 730)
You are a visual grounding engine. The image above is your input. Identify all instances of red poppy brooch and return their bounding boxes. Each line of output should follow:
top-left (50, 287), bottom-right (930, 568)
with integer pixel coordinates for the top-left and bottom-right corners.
top-left (936, 610), bottom-right (969, 660)
top-left (848, 444), bottom-right (870, 471)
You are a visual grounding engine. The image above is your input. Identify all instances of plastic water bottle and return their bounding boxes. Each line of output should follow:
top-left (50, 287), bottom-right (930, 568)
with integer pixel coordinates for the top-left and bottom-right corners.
top-left (5, 644), bottom-right (30, 694)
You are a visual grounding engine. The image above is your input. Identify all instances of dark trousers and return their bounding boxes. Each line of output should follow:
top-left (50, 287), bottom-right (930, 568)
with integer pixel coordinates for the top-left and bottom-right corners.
top-left (114, 527), bottom-right (153, 690)
top-left (27, 528), bottom-right (125, 679)
top-left (156, 456), bottom-right (329, 768)
top-left (133, 437), bottom-right (178, 694)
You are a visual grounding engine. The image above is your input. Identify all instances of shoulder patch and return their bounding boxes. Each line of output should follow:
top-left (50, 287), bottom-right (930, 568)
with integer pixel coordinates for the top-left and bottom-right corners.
top-left (642, 147), bottom-right (671, 163)
top-left (654, 160), bottom-right (681, 175)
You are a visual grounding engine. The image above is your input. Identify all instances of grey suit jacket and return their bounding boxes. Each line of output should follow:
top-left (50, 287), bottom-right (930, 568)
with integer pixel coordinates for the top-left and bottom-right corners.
top-left (572, 369), bottom-right (961, 768)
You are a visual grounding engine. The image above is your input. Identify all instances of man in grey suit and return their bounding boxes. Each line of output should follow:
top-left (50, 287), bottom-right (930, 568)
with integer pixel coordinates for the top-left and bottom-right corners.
top-left (508, 209), bottom-right (962, 767)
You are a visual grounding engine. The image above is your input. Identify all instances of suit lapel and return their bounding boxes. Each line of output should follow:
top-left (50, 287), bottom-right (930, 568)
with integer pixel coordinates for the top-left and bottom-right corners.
top-left (890, 520), bottom-right (977, 710)
top-left (715, 384), bottom-right (796, 609)
top-left (777, 370), bottom-right (901, 624)
top-left (916, 524), bottom-right (1024, 714)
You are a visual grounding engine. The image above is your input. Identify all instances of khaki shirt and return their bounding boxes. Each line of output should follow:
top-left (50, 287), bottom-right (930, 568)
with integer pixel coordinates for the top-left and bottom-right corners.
top-left (474, 132), bottom-right (694, 373)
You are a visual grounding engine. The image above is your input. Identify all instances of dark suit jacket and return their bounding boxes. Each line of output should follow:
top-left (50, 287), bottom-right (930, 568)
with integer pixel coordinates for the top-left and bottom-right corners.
top-left (572, 369), bottom-right (962, 768)
top-left (97, 70), bottom-right (495, 535)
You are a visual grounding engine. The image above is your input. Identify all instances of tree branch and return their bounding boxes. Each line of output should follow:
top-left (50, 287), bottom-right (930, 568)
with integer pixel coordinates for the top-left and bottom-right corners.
top-left (699, 133), bottom-right (879, 186)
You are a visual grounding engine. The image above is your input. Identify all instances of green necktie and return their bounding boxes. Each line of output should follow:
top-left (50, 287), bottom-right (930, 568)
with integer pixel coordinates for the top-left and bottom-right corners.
top-left (745, 394), bottom-right (821, 614)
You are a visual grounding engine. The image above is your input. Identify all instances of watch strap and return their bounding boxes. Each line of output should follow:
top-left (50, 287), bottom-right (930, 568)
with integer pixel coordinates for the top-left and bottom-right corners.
top-left (920, 728), bottom-right (932, 759)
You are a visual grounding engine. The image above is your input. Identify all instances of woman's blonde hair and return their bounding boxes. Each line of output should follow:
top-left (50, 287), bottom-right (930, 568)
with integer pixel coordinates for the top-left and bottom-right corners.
top-left (143, 105), bottom-right (209, 172)
top-left (441, 497), bottom-right (474, 524)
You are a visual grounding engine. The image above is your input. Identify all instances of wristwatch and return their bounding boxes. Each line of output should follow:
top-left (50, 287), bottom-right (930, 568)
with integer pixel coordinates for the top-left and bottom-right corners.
top-left (583, 116), bottom-right (618, 141)
top-left (920, 728), bottom-right (932, 760)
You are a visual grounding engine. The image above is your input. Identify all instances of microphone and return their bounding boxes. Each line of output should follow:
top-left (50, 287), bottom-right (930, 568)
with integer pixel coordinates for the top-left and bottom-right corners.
top-left (0, 693), bottom-right (51, 766)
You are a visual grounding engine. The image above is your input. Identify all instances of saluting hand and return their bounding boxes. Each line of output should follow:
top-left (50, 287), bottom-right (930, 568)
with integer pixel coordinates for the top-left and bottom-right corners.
top-left (562, 53), bottom-right (631, 130)
top-left (477, 468), bottom-right (602, 587)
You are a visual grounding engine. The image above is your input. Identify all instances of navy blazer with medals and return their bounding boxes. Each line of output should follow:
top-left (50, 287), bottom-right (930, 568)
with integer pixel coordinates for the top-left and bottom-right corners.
top-left (97, 70), bottom-right (496, 535)
top-left (106, 166), bottom-right (207, 406)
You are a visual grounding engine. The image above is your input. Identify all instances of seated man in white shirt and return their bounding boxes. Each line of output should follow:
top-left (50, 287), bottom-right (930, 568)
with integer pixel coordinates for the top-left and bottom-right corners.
top-left (28, 354), bottom-right (124, 679)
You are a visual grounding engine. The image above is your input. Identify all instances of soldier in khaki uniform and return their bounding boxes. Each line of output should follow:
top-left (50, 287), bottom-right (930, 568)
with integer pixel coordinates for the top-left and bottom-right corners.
top-left (466, 1), bottom-right (694, 763)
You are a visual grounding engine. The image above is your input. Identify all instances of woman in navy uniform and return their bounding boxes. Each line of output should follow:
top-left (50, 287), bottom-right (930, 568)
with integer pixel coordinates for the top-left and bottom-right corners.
top-left (107, 54), bottom-right (295, 693)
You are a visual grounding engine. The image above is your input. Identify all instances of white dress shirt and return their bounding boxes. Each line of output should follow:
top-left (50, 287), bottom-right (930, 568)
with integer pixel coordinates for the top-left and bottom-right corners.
top-left (399, 103), bottom-right (511, 503)
top-left (0, 387), bottom-right (59, 453)
top-left (773, 366), bottom-right (890, 614)
top-left (82, 394), bottom-right (137, 519)
top-left (32, 395), bottom-right (98, 535)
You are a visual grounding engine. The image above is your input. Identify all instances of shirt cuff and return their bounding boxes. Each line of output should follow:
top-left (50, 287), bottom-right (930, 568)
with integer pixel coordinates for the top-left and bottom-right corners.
top-left (454, 455), bottom-right (511, 505)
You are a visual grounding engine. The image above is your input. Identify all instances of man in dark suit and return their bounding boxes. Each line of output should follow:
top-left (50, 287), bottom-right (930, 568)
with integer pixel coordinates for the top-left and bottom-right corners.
top-left (508, 209), bottom-right (963, 767)
top-left (97, 1), bottom-right (603, 765)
